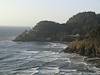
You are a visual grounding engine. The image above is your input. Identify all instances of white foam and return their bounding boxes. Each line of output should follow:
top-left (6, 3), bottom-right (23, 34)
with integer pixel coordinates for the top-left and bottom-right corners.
top-left (39, 67), bottom-right (59, 74)
top-left (60, 69), bottom-right (77, 72)
top-left (23, 50), bottom-right (39, 54)
top-left (12, 67), bottom-right (39, 75)
top-left (45, 42), bottom-right (67, 49)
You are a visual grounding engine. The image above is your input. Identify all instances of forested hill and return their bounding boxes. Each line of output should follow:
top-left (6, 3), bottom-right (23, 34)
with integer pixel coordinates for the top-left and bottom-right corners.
top-left (32, 21), bottom-right (66, 32)
top-left (65, 12), bottom-right (100, 34)
top-left (14, 11), bottom-right (100, 42)
top-left (14, 21), bottom-right (67, 41)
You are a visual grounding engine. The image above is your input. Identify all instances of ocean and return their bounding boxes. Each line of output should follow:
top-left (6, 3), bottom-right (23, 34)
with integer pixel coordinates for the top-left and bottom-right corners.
top-left (0, 27), bottom-right (100, 75)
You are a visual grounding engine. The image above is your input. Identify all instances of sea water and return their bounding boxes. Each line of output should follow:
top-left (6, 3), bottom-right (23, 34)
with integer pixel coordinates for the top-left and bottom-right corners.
top-left (0, 27), bottom-right (100, 75)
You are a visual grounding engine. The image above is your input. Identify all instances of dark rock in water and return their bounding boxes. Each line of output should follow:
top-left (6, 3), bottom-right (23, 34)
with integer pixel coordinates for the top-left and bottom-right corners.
top-left (85, 57), bottom-right (100, 68)
top-left (63, 47), bottom-right (73, 53)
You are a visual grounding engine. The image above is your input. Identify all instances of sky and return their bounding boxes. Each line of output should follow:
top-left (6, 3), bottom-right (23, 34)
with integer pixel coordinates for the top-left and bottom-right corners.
top-left (0, 0), bottom-right (100, 27)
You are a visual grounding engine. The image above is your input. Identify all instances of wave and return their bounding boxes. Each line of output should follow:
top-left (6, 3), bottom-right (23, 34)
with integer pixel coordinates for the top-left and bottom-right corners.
top-left (44, 42), bottom-right (67, 49)
top-left (0, 41), bottom-right (99, 75)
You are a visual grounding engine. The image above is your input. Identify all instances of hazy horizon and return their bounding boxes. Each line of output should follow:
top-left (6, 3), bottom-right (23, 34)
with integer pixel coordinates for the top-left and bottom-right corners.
top-left (0, 0), bottom-right (100, 27)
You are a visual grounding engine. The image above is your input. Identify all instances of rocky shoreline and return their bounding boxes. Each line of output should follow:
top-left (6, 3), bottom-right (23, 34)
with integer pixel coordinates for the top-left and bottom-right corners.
top-left (63, 26), bottom-right (100, 68)
top-left (63, 43), bottom-right (100, 68)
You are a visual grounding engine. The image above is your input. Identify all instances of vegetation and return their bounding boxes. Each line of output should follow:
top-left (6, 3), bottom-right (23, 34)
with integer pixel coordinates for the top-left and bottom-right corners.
top-left (14, 11), bottom-right (100, 42)
top-left (65, 12), bottom-right (100, 34)
top-left (64, 27), bottom-right (100, 58)
top-left (14, 21), bottom-right (67, 41)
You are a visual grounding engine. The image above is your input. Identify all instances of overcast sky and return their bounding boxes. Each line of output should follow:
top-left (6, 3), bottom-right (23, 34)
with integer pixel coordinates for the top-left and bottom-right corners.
top-left (0, 0), bottom-right (100, 27)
